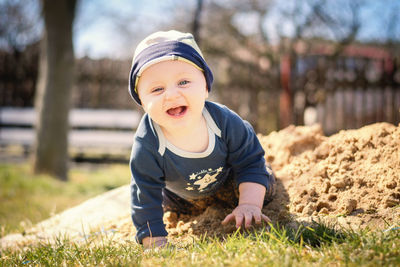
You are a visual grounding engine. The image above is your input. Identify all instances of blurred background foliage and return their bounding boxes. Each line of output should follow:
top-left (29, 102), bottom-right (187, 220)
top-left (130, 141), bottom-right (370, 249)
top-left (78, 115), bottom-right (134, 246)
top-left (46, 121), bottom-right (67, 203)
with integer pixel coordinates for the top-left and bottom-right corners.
top-left (1, 0), bottom-right (399, 134)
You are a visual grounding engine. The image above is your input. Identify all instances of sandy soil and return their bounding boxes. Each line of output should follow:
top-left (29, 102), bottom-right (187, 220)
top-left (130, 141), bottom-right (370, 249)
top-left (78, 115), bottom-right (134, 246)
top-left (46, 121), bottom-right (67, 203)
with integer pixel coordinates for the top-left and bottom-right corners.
top-left (260, 122), bottom-right (400, 226)
top-left (160, 122), bottom-right (400, 241)
top-left (1, 122), bottom-right (399, 249)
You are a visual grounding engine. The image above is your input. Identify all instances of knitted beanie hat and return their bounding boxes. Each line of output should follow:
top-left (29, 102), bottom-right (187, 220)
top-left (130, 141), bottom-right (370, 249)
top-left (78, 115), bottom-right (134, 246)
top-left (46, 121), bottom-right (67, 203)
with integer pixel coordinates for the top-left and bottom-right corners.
top-left (128, 30), bottom-right (213, 105)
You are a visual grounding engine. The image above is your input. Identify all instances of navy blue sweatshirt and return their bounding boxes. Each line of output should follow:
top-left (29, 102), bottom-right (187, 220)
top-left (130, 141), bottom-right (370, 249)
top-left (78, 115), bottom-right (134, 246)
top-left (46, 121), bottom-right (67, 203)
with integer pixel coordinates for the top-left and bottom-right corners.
top-left (130, 101), bottom-right (274, 243)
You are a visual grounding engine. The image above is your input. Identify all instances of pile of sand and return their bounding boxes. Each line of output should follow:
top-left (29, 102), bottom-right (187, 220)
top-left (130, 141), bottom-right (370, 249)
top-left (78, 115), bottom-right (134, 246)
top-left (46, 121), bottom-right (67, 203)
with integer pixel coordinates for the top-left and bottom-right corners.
top-left (259, 123), bottom-right (399, 225)
top-left (164, 122), bottom-right (400, 238)
top-left (1, 123), bottom-right (399, 248)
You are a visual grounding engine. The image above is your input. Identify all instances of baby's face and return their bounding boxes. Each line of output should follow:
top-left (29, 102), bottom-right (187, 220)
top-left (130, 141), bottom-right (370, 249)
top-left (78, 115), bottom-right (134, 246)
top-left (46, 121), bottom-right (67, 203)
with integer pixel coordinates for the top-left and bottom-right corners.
top-left (137, 60), bottom-right (208, 134)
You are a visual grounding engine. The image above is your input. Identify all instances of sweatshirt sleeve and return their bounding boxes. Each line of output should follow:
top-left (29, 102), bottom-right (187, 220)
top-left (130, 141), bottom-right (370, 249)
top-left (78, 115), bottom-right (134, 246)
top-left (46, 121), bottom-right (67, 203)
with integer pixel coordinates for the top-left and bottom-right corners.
top-left (130, 139), bottom-right (167, 244)
top-left (222, 107), bottom-right (274, 191)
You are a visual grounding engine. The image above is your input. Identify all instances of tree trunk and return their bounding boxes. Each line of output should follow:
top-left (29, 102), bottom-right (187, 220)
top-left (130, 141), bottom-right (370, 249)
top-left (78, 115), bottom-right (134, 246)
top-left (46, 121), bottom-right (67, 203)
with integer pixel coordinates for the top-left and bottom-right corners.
top-left (33, 0), bottom-right (77, 180)
top-left (192, 0), bottom-right (204, 45)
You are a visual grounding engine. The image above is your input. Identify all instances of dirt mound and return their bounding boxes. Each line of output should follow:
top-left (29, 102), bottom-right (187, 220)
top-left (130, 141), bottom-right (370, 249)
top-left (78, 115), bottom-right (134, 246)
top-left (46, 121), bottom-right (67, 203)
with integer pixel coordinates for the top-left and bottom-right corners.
top-left (259, 123), bottom-right (399, 225)
top-left (165, 122), bottom-right (400, 237)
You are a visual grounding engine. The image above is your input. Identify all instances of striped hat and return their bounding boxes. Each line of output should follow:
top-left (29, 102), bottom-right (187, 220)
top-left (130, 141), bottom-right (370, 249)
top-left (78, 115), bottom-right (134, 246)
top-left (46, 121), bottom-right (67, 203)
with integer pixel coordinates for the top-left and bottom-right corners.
top-left (128, 30), bottom-right (213, 105)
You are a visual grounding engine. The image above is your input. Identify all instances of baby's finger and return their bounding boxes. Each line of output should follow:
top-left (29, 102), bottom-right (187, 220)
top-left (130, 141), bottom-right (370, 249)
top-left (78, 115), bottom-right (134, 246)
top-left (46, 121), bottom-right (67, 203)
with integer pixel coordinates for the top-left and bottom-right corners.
top-left (235, 214), bottom-right (244, 228)
top-left (221, 213), bottom-right (235, 225)
top-left (254, 213), bottom-right (262, 224)
top-left (261, 214), bottom-right (271, 223)
top-left (244, 212), bottom-right (253, 228)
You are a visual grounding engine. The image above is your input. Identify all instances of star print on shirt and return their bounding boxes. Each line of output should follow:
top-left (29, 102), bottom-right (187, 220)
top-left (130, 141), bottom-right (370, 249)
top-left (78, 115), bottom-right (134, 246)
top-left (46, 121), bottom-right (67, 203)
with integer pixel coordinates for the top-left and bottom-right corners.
top-left (185, 167), bottom-right (224, 192)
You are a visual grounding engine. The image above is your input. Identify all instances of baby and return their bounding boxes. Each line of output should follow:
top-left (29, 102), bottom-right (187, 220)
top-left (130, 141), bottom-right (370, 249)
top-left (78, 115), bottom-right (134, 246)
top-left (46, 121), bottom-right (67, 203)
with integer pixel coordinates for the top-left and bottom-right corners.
top-left (128, 30), bottom-right (276, 249)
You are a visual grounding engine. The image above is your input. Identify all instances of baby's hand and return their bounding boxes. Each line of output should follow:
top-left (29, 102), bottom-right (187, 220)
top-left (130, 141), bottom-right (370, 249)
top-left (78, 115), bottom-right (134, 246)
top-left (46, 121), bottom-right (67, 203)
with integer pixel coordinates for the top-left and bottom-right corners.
top-left (221, 204), bottom-right (271, 229)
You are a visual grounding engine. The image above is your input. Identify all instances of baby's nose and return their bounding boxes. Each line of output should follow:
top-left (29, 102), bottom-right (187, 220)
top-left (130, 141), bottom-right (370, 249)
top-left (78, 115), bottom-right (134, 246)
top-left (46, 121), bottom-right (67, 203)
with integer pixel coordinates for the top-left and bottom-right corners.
top-left (164, 86), bottom-right (181, 100)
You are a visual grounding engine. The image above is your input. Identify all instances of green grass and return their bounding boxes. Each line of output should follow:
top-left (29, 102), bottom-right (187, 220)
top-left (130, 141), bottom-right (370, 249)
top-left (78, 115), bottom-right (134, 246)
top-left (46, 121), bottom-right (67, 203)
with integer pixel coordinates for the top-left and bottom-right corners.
top-left (1, 163), bottom-right (399, 266)
top-left (1, 223), bottom-right (399, 266)
top-left (0, 163), bottom-right (130, 238)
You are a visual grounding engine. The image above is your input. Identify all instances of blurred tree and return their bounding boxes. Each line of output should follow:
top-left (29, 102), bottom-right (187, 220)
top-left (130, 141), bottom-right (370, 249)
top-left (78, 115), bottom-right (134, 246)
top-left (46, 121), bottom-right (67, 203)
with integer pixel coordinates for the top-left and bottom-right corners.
top-left (198, 0), bottom-right (281, 133)
top-left (0, 0), bottom-right (42, 107)
top-left (33, 0), bottom-right (77, 180)
top-left (182, 0), bottom-right (377, 132)
top-left (192, 0), bottom-right (204, 45)
top-left (0, 0), bottom-right (42, 53)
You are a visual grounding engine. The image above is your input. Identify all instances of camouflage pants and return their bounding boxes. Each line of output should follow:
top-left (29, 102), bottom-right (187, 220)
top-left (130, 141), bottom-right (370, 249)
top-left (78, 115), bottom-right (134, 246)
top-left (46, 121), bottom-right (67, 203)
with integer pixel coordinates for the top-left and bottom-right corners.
top-left (162, 169), bottom-right (276, 215)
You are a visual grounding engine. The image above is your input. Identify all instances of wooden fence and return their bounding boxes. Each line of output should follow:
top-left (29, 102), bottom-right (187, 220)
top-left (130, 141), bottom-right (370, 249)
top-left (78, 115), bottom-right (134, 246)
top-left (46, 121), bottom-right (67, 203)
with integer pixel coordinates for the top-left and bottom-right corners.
top-left (289, 54), bottom-right (400, 135)
top-left (2, 44), bottom-right (399, 138)
top-left (0, 49), bottom-right (135, 110)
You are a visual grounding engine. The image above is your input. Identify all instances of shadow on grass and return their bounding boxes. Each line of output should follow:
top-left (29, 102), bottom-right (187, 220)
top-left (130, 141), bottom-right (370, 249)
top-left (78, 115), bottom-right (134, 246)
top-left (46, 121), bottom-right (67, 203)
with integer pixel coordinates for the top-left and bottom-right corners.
top-left (269, 221), bottom-right (350, 248)
top-left (210, 220), bottom-right (353, 251)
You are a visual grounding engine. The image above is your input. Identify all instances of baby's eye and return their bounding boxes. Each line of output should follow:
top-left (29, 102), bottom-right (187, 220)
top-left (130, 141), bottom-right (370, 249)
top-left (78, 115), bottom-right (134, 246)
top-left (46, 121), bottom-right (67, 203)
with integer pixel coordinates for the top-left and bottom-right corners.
top-left (151, 87), bottom-right (164, 93)
top-left (178, 80), bottom-right (190, 86)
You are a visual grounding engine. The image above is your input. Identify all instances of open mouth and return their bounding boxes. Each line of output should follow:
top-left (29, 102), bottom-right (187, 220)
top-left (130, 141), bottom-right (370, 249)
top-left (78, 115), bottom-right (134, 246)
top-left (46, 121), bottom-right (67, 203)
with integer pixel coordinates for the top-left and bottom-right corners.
top-left (166, 106), bottom-right (187, 117)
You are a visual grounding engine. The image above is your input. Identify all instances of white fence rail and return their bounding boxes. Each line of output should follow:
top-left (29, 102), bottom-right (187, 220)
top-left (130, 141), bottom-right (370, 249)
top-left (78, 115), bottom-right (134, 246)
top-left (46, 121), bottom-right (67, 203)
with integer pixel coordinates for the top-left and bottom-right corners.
top-left (0, 108), bottom-right (141, 159)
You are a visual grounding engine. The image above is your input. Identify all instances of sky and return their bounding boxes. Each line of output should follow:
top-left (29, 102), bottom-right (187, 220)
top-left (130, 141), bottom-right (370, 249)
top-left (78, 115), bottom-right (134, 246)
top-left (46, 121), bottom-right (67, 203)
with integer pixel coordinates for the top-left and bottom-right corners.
top-left (73, 0), bottom-right (191, 59)
top-left (71, 0), bottom-right (400, 59)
